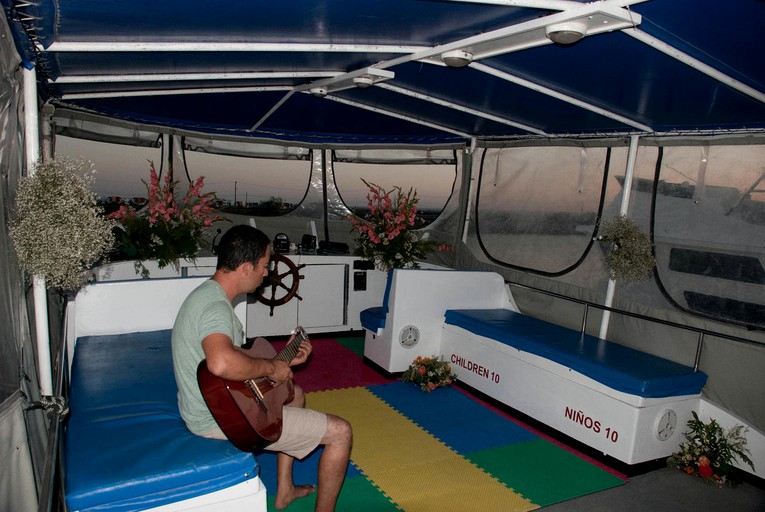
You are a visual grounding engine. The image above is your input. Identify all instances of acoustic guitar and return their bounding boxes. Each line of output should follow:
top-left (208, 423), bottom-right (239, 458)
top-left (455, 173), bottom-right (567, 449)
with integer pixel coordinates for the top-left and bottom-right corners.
top-left (197, 326), bottom-right (308, 452)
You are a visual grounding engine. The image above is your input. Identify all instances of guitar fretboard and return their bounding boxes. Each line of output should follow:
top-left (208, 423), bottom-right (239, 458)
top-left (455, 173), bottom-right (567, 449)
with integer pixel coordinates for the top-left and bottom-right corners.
top-left (274, 326), bottom-right (307, 363)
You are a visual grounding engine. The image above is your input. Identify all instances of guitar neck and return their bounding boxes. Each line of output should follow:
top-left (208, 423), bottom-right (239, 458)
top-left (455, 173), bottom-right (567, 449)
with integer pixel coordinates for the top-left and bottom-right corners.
top-left (274, 326), bottom-right (307, 363)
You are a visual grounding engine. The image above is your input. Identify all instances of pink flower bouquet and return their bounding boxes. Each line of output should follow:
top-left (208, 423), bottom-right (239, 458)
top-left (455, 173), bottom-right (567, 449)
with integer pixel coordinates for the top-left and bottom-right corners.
top-left (348, 180), bottom-right (445, 271)
top-left (107, 162), bottom-right (223, 276)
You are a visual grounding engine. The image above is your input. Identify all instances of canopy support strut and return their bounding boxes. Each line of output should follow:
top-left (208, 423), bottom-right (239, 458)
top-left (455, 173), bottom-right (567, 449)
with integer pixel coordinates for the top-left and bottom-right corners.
top-left (598, 134), bottom-right (639, 340)
top-left (24, 67), bottom-right (53, 396)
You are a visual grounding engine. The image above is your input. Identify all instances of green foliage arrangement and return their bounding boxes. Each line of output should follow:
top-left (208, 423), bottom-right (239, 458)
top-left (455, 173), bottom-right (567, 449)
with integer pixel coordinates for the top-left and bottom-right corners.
top-left (107, 162), bottom-right (224, 277)
top-left (596, 214), bottom-right (656, 281)
top-left (348, 180), bottom-right (447, 271)
top-left (667, 411), bottom-right (755, 487)
top-left (10, 158), bottom-right (115, 291)
top-left (401, 355), bottom-right (457, 392)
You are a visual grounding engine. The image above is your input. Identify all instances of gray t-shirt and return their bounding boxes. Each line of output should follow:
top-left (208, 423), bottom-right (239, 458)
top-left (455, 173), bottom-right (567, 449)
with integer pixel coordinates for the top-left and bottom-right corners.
top-left (171, 279), bottom-right (244, 435)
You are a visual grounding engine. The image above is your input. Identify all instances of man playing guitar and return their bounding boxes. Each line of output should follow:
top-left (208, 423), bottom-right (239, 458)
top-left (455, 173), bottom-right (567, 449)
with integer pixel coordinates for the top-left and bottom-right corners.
top-left (172, 225), bottom-right (352, 511)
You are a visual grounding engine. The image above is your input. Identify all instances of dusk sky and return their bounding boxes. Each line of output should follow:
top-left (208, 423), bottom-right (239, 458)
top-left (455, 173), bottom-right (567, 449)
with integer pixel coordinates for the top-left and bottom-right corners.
top-left (56, 136), bottom-right (455, 210)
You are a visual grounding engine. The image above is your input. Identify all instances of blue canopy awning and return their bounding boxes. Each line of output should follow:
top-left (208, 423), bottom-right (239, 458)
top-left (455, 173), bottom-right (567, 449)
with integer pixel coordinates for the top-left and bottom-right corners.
top-left (2, 0), bottom-right (764, 144)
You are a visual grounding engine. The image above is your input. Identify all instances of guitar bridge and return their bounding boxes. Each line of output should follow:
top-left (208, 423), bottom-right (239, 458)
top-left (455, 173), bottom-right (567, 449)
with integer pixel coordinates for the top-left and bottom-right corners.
top-left (246, 380), bottom-right (268, 413)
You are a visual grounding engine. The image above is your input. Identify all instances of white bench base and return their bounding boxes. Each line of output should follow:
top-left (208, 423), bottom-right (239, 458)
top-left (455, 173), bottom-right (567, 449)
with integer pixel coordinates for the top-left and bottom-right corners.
top-left (441, 323), bottom-right (700, 464)
top-left (362, 269), bottom-right (516, 372)
top-left (145, 479), bottom-right (266, 512)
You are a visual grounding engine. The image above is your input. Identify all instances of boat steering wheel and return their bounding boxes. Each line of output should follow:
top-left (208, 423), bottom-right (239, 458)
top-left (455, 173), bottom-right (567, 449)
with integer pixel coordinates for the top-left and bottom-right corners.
top-left (255, 253), bottom-right (306, 316)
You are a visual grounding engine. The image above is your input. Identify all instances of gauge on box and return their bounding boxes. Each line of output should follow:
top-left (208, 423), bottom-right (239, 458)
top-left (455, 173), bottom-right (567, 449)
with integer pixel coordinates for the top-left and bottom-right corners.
top-left (273, 233), bottom-right (290, 253)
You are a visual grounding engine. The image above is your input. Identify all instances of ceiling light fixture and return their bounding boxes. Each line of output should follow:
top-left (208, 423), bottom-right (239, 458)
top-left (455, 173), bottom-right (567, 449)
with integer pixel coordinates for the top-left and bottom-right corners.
top-left (441, 50), bottom-right (473, 68)
top-left (417, 5), bottom-right (639, 67)
top-left (353, 75), bottom-right (375, 88)
top-left (309, 87), bottom-right (327, 98)
top-left (546, 21), bottom-right (588, 45)
top-left (298, 67), bottom-right (394, 96)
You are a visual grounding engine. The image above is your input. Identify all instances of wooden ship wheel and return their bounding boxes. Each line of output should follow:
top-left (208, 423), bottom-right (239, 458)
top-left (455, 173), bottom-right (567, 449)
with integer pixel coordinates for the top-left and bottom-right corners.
top-left (254, 253), bottom-right (306, 316)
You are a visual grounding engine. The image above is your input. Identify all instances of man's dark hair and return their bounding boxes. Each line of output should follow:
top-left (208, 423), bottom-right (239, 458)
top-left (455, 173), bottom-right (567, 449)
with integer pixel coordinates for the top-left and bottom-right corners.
top-left (216, 225), bottom-right (271, 271)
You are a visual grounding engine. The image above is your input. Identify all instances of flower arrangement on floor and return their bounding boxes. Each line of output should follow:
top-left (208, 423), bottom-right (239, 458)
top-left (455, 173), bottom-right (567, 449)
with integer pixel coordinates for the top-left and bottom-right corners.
top-left (401, 355), bottom-right (457, 392)
top-left (667, 411), bottom-right (754, 487)
top-left (348, 179), bottom-right (446, 271)
top-left (10, 157), bottom-right (115, 291)
top-left (595, 214), bottom-right (655, 282)
top-left (107, 162), bottom-right (224, 277)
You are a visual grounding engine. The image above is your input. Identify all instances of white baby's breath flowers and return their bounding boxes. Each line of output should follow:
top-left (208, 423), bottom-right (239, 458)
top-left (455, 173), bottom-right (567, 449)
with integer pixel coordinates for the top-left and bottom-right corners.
top-left (596, 214), bottom-right (655, 282)
top-left (10, 157), bottom-right (115, 291)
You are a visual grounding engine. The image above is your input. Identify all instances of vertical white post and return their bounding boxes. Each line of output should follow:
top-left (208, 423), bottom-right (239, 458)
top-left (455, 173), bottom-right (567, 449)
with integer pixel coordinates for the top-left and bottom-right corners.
top-left (461, 139), bottom-right (477, 244)
top-left (41, 103), bottom-right (55, 160)
top-left (598, 134), bottom-right (640, 340)
top-left (24, 67), bottom-right (53, 396)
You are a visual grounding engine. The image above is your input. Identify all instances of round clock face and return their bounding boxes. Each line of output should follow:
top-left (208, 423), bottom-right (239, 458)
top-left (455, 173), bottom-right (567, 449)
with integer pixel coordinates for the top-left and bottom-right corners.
top-left (656, 409), bottom-right (677, 441)
top-left (399, 325), bottom-right (420, 348)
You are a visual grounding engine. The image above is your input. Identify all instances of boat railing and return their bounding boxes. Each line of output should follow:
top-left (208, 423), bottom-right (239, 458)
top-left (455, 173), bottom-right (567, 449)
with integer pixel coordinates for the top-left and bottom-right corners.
top-left (508, 281), bottom-right (762, 371)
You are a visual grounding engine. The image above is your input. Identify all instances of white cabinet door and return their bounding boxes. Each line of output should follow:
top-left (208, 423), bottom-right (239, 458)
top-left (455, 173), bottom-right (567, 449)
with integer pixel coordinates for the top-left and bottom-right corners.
top-left (248, 297), bottom-right (298, 338)
top-left (297, 263), bottom-right (347, 329)
top-left (247, 262), bottom-right (347, 337)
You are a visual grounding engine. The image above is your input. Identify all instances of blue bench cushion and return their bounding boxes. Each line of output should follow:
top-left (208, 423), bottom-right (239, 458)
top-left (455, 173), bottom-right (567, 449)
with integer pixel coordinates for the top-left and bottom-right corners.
top-left (66, 330), bottom-right (258, 512)
top-left (444, 309), bottom-right (707, 399)
top-left (360, 306), bottom-right (387, 333)
top-left (360, 270), bottom-right (394, 332)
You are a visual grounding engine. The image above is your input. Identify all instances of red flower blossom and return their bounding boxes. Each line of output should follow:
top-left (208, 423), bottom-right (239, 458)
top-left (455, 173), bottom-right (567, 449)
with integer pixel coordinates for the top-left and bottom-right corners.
top-left (698, 456), bottom-right (714, 478)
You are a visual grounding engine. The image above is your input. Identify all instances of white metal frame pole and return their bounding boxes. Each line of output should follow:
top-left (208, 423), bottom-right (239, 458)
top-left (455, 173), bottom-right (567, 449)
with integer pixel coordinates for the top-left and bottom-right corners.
top-left (598, 134), bottom-right (639, 340)
top-left (23, 67), bottom-right (53, 396)
top-left (461, 138), bottom-right (477, 244)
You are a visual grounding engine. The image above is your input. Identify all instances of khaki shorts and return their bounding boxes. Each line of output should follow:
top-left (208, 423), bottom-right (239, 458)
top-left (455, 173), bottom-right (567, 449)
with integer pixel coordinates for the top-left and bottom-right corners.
top-left (200, 405), bottom-right (327, 460)
top-left (267, 406), bottom-right (328, 459)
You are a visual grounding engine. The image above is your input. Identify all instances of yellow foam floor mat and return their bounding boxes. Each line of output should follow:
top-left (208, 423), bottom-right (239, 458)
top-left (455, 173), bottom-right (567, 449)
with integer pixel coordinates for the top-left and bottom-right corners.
top-left (308, 387), bottom-right (536, 512)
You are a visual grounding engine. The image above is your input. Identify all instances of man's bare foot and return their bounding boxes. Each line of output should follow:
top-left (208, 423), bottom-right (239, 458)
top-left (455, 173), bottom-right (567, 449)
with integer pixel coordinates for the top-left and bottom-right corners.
top-left (274, 484), bottom-right (316, 510)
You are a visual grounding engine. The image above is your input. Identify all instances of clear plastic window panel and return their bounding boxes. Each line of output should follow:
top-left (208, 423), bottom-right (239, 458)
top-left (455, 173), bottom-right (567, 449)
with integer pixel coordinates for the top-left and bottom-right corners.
top-left (183, 150), bottom-right (312, 215)
top-left (651, 144), bottom-right (765, 327)
top-left (333, 159), bottom-right (457, 228)
top-left (475, 145), bottom-right (608, 274)
top-left (55, 136), bottom-right (162, 200)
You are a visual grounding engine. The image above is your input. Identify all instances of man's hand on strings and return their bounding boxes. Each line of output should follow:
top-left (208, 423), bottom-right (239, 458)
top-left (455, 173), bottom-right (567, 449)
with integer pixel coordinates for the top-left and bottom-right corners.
top-left (290, 335), bottom-right (313, 367)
